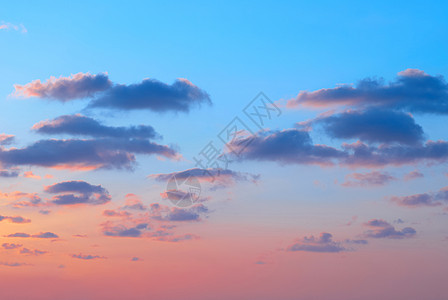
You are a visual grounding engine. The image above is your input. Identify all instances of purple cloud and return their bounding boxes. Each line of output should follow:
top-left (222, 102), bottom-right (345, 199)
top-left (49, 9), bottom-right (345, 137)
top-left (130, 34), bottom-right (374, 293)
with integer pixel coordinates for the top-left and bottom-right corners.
top-left (286, 233), bottom-right (347, 253)
top-left (71, 254), bottom-right (106, 260)
top-left (311, 109), bottom-right (425, 145)
top-left (288, 69), bottom-right (448, 114)
top-left (33, 114), bottom-right (160, 139)
top-left (363, 219), bottom-right (416, 239)
top-left (45, 181), bottom-right (111, 206)
top-left (391, 186), bottom-right (448, 208)
top-left (2, 243), bottom-right (22, 250)
top-left (88, 78), bottom-right (211, 113)
top-left (0, 138), bottom-right (178, 170)
top-left (0, 215), bottom-right (31, 224)
top-left (341, 171), bottom-right (396, 187)
top-left (13, 73), bottom-right (112, 101)
top-left (5, 232), bottom-right (59, 239)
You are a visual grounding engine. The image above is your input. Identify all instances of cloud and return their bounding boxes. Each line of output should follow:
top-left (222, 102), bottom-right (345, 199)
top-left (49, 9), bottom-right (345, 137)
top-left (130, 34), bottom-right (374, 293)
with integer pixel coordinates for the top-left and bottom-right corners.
top-left (102, 222), bottom-right (149, 238)
top-left (404, 170), bottom-right (424, 181)
top-left (232, 128), bottom-right (448, 168)
top-left (13, 73), bottom-right (112, 101)
top-left (287, 69), bottom-right (448, 114)
top-left (0, 215), bottom-right (31, 224)
top-left (149, 203), bottom-right (209, 222)
top-left (71, 254), bottom-right (106, 260)
top-left (391, 186), bottom-right (448, 208)
top-left (341, 171), bottom-right (396, 187)
top-left (5, 232), bottom-right (59, 239)
top-left (45, 181), bottom-right (111, 206)
top-left (286, 233), bottom-right (348, 253)
top-left (33, 114), bottom-right (160, 139)
top-left (19, 248), bottom-right (47, 256)
top-left (0, 262), bottom-right (31, 267)
top-left (103, 210), bottom-right (131, 217)
top-left (23, 171), bottom-right (41, 180)
top-left (0, 138), bottom-right (178, 170)
top-left (149, 167), bottom-right (259, 188)
top-left (154, 233), bottom-right (200, 243)
top-left (121, 194), bottom-right (147, 211)
top-left (0, 22), bottom-right (27, 33)
top-left (0, 134), bottom-right (15, 145)
top-left (131, 257), bottom-right (142, 261)
top-left (13, 73), bottom-right (211, 113)
top-left (311, 109), bottom-right (425, 145)
top-left (88, 78), bottom-right (211, 113)
top-left (2, 243), bottom-right (22, 250)
top-left (230, 129), bottom-right (344, 165)
top-left (0, 169), bottom-right (19, 178)
top-left (363, 219), bottom-right (416, 239)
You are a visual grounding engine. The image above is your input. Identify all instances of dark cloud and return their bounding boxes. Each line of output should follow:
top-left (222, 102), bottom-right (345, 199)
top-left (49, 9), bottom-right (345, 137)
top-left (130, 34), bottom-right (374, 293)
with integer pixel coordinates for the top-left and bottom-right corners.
top-left (88, 78), bottom-right (211, 113)
top-left (286, 233), bottom-right (347, 253)
top-left (0, 215), bottom-right (31, 224)
top-left (341, 171), bottom-right (396, 187)
top-left (232, 129), bottom-right (448, 168)
top-left (33, 114), bottom-right (160, 139)
top-left (13, 73), bottom-right (112, 101)
top-left (312, 109), bottom-right (425, 145)
top-left (131, 257), bottom-right (141, 261)
top-left (363, 219), bottom-right (416, 239)
top-left (288, 69), bottom-right (448, 114)
top-left (71, 254), bottom-right (106, 260)
top-left (45, 181), bottom-right (111, 205)
top-left (0, 138), bottom-right (178, 170)
top-left (231, 129), bottom-right (345, 165)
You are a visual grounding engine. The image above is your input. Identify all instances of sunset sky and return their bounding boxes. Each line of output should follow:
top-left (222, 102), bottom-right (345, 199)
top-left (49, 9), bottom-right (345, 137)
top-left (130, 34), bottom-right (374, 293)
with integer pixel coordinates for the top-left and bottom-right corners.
top-left (1, 1), bottom-right (448, 300)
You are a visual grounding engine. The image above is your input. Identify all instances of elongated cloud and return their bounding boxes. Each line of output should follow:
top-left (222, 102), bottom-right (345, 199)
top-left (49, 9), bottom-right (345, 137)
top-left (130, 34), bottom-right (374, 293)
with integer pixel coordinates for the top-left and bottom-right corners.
top-left (5, 232), bottom-right (59, 239)
top-left (0, 22), bottom-right (27, 33)
top-left (20, 248), bottom-right (47, 256)
top-left (0, 138), bottom-right (178, 170)
top-left (0, 169), bottom-right (19, 178)
top-left (13, 73), bottom-right (112, 101)
top-left (13, 73), bottom-right (211, 113)
top-left (391, 186), bottom-right (448, 208)
top-left (363, 219), bottom-right (416, 239)
top-left (286, 233), bottom-right (348, 253)
top-left (311, 109), bottom-right (425, 145)
top-left (88, 78), bottom-right (211, 112)
top-left (232, 129), bottom-right (448, 167)
top-left (288, 69), bottom-right (448, 114)
top-left (149, 203), bottom-right (209, 222)
top-left (33, 114), bottom-right (160, 139)
top-left (0, 215), bottom-right (31, 224)
top-left (149, 167), bottom-right (259, 188)
top-left (341, 171), bottom-right (396, 187)
top-left (2, 243), bottom-right (22, 250)
top-left (72, 254), bottom-right (105, 260)
top-left (45, 181), bottom-right (111, 205)
top-left (231, 129), bottom-right (344, 165)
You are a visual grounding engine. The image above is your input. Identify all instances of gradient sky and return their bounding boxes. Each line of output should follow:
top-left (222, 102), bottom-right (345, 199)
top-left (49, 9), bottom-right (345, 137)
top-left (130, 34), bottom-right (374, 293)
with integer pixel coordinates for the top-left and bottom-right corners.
top-left (1, 1), bottom-right (448, 300)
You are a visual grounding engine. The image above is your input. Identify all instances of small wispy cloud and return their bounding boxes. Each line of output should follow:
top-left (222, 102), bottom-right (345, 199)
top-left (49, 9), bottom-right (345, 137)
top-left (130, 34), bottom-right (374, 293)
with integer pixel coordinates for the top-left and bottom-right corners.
top-left (0, 22), bottom-right (27, 33)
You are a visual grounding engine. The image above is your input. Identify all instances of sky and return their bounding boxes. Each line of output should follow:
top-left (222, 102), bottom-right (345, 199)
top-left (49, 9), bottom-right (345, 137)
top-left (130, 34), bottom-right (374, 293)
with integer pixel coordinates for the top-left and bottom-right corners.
top-left (1, 1), bottom-right (448, 299)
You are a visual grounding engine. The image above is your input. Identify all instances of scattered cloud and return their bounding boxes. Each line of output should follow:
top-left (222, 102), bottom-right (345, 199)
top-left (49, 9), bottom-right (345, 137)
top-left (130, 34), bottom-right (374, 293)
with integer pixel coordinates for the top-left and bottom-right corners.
top-left (71, 254), bottom-right (106, 260)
